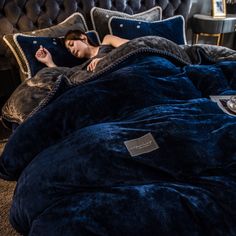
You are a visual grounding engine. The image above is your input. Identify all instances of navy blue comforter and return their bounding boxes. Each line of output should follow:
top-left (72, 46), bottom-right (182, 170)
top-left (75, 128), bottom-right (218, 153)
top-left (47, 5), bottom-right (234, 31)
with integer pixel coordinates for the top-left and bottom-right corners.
top-left (1, 37), bottom-right (236, 235)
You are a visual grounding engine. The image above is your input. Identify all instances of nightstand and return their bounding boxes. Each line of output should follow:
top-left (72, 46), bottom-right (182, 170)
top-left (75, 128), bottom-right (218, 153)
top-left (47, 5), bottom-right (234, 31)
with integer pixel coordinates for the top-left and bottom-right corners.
top-left (191, 14), bottom-right (236, 46)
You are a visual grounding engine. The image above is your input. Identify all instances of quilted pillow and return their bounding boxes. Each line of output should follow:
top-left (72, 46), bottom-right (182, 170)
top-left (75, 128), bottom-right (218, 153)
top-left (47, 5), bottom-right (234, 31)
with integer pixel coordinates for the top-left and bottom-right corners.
top-left (3, 31), bottom-right (100, 79)
top-left (3, 12), bottom-right (89, 80)
top-left (90, 6), bottom-right (162, 41)
top-left (109, 15), bottom-right (187, 45)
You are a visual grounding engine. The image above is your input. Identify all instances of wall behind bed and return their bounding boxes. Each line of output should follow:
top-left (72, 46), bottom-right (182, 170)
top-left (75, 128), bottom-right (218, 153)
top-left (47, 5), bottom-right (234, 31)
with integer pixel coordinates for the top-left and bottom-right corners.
top-left (0, 0), bottom-right (192, 108)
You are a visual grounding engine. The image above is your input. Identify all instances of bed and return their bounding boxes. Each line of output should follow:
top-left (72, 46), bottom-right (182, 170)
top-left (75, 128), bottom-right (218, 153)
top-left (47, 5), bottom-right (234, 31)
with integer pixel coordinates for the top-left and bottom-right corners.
top-left (1, 0), bottom-right (236, 235)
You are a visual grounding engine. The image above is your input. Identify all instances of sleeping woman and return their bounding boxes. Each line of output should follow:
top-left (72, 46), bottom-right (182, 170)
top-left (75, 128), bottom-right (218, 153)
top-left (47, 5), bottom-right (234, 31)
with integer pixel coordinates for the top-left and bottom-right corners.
top-left (35, 29), bottom-right (129, 72)
top-left (0, 30), bottom-right (129, 138)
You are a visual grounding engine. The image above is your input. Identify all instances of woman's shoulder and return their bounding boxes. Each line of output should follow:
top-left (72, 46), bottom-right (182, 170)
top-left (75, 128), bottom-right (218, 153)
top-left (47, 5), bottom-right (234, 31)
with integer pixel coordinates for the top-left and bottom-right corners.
top-left (102, 34), bottom-right (129, 48)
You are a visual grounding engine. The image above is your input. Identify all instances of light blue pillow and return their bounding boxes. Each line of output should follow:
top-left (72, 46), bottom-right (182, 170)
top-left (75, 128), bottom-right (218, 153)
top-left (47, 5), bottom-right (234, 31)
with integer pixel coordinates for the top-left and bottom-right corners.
top-left (109, 15), bottom-right (186, 45)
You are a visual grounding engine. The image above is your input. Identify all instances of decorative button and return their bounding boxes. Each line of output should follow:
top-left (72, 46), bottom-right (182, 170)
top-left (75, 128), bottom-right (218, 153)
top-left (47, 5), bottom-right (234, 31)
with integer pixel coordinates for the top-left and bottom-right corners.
top-left (120, 24), bottom-right (123, 27)
top-left (33, 40), bottom-right (37, 44)
top-left (136, 25), bottom-right (140, 29)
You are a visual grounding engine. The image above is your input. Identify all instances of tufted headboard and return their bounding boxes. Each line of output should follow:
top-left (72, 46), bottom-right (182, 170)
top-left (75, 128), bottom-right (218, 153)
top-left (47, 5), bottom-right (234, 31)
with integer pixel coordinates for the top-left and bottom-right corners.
top-left (0, 0), bottom-right (192, 99)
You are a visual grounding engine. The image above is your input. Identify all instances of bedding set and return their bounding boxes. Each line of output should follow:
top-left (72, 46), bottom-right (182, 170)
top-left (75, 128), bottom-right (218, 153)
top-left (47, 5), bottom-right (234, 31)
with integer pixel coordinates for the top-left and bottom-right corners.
top-left (1, 4), bottom-right (236, 236)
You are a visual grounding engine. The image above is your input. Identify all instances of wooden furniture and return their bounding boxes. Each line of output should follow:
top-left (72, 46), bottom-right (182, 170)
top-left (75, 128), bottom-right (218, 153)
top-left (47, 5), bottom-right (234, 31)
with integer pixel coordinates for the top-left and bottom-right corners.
top-left (192, 14), bottom-right (236, 46)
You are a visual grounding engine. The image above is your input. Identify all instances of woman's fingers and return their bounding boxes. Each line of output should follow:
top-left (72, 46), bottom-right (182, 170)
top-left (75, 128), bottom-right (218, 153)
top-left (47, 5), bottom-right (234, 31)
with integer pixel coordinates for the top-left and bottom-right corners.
top-left (91, 60), bottom-right (97, 71)
top-left (35, 45), bottom-right (47, 58)
top-left (35, 50), bottom-right (43, 59)
top-left (35, 46), bottom-right (50, 65)
top-left (87, 61), bottom-right (94, 72)
top-left (43, 47), bottom-right (50, 54)
top-left (87, 58), bottom-right (101, 72)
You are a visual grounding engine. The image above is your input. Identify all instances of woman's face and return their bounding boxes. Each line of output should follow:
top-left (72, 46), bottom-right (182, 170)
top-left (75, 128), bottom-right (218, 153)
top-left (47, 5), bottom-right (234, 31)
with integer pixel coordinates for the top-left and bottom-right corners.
top-left (65, 39), bottom-right (89, 58)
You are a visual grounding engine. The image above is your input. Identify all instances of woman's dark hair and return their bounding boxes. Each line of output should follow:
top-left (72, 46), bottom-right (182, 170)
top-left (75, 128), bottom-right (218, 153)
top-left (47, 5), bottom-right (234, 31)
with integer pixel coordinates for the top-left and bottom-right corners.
top-left (64, 29), bottom-right (96, 46)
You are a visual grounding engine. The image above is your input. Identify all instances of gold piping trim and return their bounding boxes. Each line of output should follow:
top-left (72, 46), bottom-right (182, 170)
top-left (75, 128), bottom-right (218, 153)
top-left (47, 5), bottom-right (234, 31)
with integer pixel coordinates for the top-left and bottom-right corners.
top-left (3, 34), bottom-right (29, 77)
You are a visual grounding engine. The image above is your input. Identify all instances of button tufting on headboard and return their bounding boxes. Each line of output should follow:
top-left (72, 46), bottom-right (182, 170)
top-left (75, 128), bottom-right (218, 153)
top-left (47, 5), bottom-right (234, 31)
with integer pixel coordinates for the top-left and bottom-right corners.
top-left (0, 0), bottom-right (191, 35)
top-left (0, 0), bottom-right (191, 70)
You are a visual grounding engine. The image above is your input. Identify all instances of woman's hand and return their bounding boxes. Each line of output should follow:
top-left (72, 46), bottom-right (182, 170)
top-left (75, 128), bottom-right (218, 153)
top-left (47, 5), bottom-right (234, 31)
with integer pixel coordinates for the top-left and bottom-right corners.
top-left (35, 45), bottom-right (56, 67)
top-left (87, 58), bottom-right (103, 72)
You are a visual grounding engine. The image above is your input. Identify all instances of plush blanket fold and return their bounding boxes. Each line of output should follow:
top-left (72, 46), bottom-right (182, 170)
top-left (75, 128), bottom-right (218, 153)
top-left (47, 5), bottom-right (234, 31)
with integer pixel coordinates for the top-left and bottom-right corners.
top-left (3, 36), bottom-right (236, 125)
top-left (0, 36), bottom-right (236, 235)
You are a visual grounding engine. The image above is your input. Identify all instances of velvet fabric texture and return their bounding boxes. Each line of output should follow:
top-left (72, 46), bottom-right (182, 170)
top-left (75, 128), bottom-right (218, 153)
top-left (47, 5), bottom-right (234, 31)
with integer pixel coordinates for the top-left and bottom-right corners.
top-left (3, 12), bottom-right (88, 80)
top-left (90, 6), bottom-right (162, 40)
top-left (109, 15), bottom-right (186, 45)
top-left (0, 0), bottom-right (192, 72)
top-left (0, 37), bottom-right (236, 235)
top-left (1, 36), bottom-right (192, 125)
top-left (7, 31), bottom-right (100, 78)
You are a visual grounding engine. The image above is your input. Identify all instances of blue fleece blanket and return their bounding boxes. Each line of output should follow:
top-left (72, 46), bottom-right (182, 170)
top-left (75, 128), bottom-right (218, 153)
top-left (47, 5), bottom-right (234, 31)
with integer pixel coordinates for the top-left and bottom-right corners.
top-left (1, 37), bottom-right (236, 235)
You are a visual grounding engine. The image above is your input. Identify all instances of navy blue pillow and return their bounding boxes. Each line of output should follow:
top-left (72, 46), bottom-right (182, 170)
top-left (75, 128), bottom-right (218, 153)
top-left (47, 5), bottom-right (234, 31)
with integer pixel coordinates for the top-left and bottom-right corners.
top-left (86, 31), bottom-right (101, 46)
top-left (109, 15), bottom-right (186, 45)
top-left (12, 31), bottom-right (100, 78)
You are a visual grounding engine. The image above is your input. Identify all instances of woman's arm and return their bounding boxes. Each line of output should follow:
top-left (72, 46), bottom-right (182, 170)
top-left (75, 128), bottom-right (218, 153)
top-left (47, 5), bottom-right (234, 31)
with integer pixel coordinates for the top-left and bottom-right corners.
top-left (87, 35), bottom-right (128, 72)
top-left (35, 46), bottom-right (57, 67)
top-left (87, 58), bottom-right (103, 72)
top-left (102, 35), bottom-right (129, 48)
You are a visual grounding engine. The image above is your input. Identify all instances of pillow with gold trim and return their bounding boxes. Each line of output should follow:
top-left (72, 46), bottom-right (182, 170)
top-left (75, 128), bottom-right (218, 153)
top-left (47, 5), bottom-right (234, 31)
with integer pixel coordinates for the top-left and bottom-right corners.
top-left (3, 31), bottom-right (100, 79)
top-left (3, 12), bottom-right (90, 80)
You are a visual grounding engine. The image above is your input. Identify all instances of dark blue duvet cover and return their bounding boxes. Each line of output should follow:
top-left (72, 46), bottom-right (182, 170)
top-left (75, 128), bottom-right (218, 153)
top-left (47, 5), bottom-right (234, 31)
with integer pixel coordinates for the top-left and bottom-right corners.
top-left (0, 37), bottom-right (236, 235)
